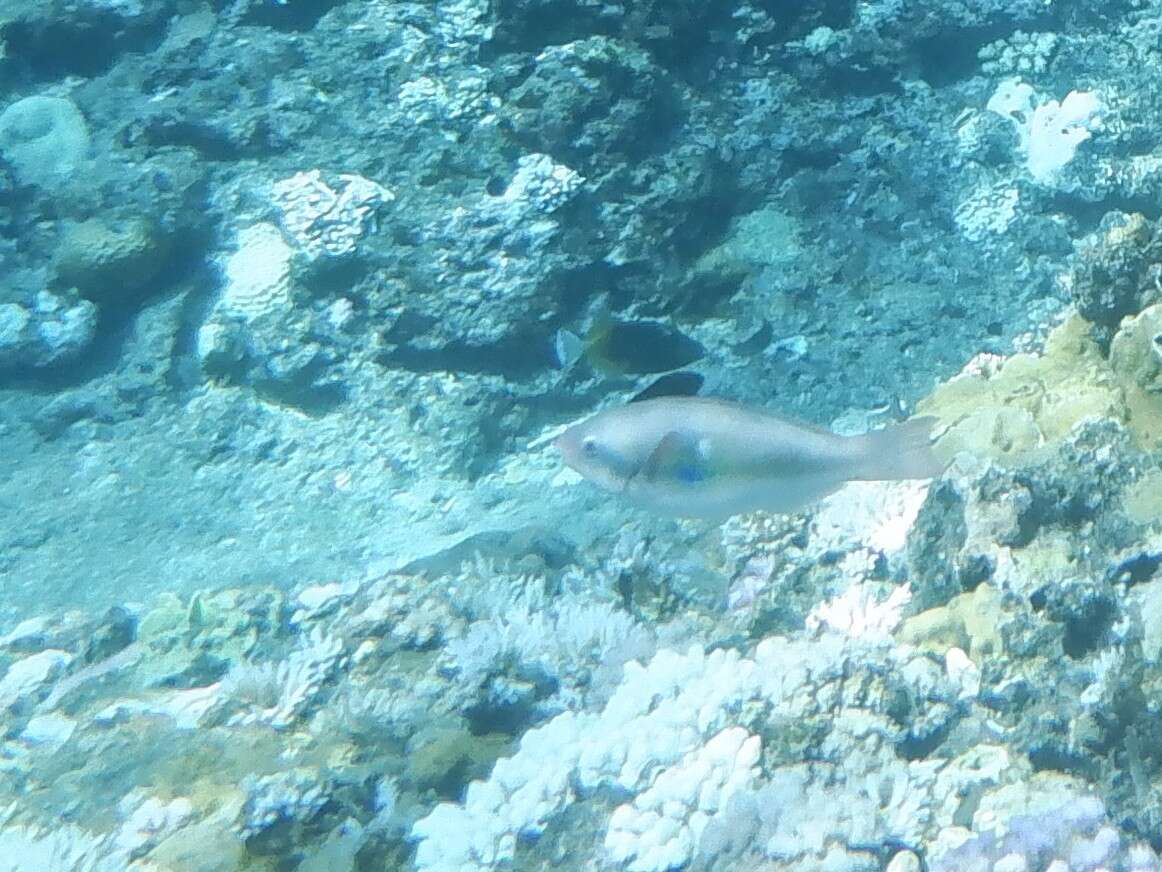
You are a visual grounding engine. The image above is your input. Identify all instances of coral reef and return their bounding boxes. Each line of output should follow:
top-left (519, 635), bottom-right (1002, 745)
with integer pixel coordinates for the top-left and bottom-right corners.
top-left (1, 0), bottom-right (1162, 869)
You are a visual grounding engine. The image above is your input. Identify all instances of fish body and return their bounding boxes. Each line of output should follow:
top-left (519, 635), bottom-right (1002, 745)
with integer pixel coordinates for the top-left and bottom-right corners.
top-left (552, 320), bottom-right (705, 375)
top-left (556, 397), bottom-right (943, 520)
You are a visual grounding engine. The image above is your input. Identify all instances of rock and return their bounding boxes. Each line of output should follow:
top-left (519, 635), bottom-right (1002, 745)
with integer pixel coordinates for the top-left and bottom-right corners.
top-left (0, 302), bottom-right (31, 350)
top-left (32, 292), bottom-right (98, 365)
top-left (84, 605), bottom-right (137, 663)
top-left (20, 712), bottom-right (77, 751)
top-left (0, 616), bottom-right (52, 650)
top-left (29, 393), bottom-right (108, 439)
top-left (906, 480), bottom-right (969, 611)
top-left (505, 37), bottom-right (673, 165)
top-left (0, 292), bottom-right (96, 370)
top-left (0, 649), bottom-right (72, 710)
top-left (297, 819), bottom-right (367, 872)
top-left (147, 816), bottom-right (247, 872)
top-left (137, 593), bottom-right (187, 642)
top-left (886, 850), bottom-right (922, 872)
top-left (194, 318), bottom-right (249, 378)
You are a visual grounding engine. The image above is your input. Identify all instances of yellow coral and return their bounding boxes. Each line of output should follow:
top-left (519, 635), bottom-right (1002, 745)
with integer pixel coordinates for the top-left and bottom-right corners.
top-left (918, 312), bottom-right (1162, 463)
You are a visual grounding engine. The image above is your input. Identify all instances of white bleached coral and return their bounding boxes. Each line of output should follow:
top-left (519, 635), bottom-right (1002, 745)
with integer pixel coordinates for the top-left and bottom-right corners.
top-left (0, 291), bottom-right (98, 370)
top-left (604, 726), bottom-right (761, 872)
top-left (1026, 89), bottom-right (1103, 182)
top-left (0, 823), bottom-right (126, 872)
top-left (492, 153), bottom-right (583, 215)
top-left (238, 769), bottom-right (329, 842)
top-left (927, 777), bottom-right (1160, 872)
top-left (978, 30), bottom-right (1059, 76)
top-left (442, 593), bottom-right (651, 706)
top-left (215, 222), bottom-right (295, 323)
top-left (410, 634), bottom-right (930, 871)
top-left (398, 73), bottom-right (497, 128)
top-left (270, 170), bottom-right (394, 260)
top-left (113, 794), bottom-right (194, 856)
top-left (811, 478), bottom-right (931, 557)
top-left (805, 581), bottom-right (912, 640)
top-left (985, 78), bottom-right (1103, 183)
top-left (411, 644), bottom-right (767, 870)
top-left (223, 627), bottom-right (344, 729)
top-left (954, 180), bottom-right (1021, 242)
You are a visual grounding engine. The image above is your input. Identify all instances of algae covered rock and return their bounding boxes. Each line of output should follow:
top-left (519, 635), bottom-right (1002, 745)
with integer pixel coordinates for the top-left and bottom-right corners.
top-left (55, 216), bottom-right (169, 305)
top-left (147, 815), bottom-right (247, 872)
top-left (1068, 211), bottom-right (1162, 339)
top-left (905, 479), bottom-right (970, 611)
top-left (898, 583), bottom-right (1006, 660)
top-left (504, 36), bottom-right (675, 165)
top-left (135, 587), bottom-right (280, 689)
top-left (405, 723), bottom-right (509, 797)
top-left (692, 205), bottom-right (803, 283)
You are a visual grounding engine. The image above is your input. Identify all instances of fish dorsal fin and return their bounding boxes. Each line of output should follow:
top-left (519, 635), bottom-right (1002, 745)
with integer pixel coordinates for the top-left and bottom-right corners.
top-left (638, 431), bottom-right (708, 485)
top-left (630, 371), bottom-right (704, 403)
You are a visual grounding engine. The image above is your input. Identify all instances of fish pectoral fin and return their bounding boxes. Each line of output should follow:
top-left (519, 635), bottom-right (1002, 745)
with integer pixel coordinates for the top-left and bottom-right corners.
top-left (637, 431), bottom-right (708, 485)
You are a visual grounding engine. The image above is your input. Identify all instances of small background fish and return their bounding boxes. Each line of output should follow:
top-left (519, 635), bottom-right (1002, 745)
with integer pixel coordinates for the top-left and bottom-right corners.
top-left (553, 318), bottom-right (705, 375)
top-left (556, 396), bottom-right (944, 520)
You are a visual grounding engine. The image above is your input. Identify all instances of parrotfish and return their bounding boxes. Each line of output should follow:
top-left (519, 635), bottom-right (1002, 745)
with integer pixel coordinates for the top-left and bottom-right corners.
top-left (556, 397), bottom-right (944, 520)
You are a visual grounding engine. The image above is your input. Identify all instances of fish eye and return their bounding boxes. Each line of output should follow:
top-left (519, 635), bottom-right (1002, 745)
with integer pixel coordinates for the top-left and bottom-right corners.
top-left (582, 437), bottom-right (598, 456)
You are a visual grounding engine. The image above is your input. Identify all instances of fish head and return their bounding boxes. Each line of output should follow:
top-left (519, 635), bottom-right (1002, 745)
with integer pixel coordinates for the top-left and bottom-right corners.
top-left (555, 412), bottom-right (648, 494)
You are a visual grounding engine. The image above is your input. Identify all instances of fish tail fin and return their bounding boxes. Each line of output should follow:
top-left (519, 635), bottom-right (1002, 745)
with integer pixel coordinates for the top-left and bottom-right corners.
top-left (854, 416), bottom-right (946, 481)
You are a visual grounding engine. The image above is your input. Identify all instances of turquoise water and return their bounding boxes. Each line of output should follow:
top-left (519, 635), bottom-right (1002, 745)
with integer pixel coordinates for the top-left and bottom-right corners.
top-left (1, 1), bottom-right (1161, 869)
